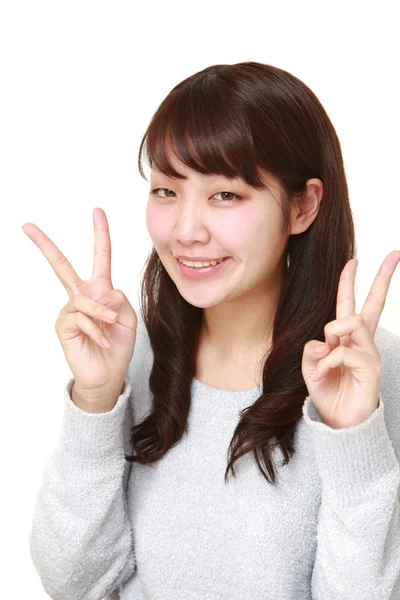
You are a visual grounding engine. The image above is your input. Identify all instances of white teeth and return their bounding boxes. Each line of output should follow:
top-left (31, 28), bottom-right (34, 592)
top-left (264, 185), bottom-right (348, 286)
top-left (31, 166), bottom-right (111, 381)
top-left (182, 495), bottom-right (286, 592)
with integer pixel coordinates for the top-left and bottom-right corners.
top-left (178, 257), bottom-right (225, 268)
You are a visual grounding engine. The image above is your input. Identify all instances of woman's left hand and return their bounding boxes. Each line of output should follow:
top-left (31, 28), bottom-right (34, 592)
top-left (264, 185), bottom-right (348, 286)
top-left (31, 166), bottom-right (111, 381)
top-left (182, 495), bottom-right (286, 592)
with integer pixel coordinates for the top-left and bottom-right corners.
top-left (302, 250), bottom-right (400, 429)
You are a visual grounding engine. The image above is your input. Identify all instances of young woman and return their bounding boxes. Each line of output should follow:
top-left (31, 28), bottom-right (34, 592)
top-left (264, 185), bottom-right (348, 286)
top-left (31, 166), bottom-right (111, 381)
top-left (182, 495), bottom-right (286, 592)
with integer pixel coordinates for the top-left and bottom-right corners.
top-left (25, 62), bottom-right (400, 599)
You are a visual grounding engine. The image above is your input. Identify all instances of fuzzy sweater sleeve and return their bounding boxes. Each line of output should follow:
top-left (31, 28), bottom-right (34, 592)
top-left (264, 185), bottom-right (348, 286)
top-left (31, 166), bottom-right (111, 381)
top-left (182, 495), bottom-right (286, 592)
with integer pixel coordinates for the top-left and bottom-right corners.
top-left (29, 375), bottom-right (137, 600)
top-left (302, 327), bottom-right (400, 599)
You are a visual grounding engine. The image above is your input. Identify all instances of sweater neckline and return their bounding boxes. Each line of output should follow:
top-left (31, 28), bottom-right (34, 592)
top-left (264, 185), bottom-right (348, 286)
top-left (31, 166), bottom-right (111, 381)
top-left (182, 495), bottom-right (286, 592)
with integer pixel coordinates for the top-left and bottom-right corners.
top-left (192, 377), bottom-right (262, 396)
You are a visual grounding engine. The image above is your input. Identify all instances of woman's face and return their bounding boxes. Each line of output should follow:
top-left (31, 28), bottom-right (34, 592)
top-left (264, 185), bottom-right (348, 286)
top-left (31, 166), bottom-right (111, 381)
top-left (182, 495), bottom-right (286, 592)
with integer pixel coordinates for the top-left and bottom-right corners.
top-left (146, 155), bottom-right (294, 310)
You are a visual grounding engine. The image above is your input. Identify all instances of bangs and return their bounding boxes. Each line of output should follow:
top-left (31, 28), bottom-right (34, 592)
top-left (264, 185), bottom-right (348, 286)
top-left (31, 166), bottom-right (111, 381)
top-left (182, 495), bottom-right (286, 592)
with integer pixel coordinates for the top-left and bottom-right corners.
top-left (138, 78), bottom-right (269, 190)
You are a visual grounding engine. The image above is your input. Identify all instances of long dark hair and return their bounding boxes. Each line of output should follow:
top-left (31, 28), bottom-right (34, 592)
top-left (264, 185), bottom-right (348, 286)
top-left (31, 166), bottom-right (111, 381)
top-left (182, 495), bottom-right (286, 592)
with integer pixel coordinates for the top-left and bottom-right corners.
top-left (124, 62), bottom-right (356, 485)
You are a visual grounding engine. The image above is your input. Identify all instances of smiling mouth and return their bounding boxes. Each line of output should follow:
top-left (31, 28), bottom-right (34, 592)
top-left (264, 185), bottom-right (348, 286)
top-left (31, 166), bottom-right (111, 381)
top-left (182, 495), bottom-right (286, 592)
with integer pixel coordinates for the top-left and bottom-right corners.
top-left (174, 254), bottom-right (230, 262)
top-left (177, 257), bottom-right (228, 267)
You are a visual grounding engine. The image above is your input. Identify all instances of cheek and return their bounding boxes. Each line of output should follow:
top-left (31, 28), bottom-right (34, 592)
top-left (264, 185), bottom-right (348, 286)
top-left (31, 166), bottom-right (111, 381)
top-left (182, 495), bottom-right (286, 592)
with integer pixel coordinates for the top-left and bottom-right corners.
top-left (221, 209), bottom-right (273, 252)
top-left (146, 203), bottom-right (170, 245)
top-left (225, 208), bottom-right (285, 267)
top-left (224, 212), bottom-right (254, 248)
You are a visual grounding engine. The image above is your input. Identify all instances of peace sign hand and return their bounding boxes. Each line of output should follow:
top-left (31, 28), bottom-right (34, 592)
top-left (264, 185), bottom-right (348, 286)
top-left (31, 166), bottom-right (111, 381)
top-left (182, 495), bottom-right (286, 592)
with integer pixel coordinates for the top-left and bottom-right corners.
top-left (302, 250), bottom-right (400, 429)
top-left (22, 208), bottom-right (138, 408)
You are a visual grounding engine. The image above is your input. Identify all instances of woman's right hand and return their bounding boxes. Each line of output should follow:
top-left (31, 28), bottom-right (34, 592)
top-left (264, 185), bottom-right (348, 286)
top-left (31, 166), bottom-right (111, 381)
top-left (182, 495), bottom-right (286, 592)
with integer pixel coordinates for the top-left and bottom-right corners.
top-left (22, 207), bottom-right (138, 404)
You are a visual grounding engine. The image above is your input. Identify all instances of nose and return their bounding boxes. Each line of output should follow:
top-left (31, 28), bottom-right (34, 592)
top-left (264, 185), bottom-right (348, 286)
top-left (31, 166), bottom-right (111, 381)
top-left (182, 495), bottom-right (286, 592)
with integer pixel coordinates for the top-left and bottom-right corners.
top-left (173, 200), bottom-right (210, 245)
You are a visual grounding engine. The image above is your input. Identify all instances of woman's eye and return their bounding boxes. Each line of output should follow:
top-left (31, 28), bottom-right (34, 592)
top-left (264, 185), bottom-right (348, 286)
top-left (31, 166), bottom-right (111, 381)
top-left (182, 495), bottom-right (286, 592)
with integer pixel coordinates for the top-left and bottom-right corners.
top-left (150, 188), bottom-right (175, 197)
top-left (214, 191), bottom-right (242, 202)
top-left (150, 188), bottom-right (242, 202)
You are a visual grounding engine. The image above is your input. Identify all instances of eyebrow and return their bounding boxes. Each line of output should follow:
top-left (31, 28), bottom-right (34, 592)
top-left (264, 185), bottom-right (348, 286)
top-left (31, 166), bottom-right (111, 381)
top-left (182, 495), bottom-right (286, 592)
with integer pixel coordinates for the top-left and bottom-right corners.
top-left (150, 171), bottom-right (244, 184)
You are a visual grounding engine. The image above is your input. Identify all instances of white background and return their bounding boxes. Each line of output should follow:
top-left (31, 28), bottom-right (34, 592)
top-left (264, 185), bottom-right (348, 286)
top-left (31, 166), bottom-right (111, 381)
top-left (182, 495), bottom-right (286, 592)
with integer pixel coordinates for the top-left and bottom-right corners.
top-left (1, 0), bottom-right (399, 598)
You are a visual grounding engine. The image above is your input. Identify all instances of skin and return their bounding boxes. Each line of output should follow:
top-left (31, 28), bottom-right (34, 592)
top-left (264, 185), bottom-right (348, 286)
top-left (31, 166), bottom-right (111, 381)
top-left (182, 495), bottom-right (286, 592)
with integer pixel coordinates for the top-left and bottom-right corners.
top-left (146, 152), bottom-right (324, 370)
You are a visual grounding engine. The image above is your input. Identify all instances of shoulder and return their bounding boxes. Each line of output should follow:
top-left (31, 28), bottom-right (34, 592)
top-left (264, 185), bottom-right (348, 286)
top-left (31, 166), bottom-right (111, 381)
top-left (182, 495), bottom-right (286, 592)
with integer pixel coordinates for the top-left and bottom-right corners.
top-left (374, 325), bottom-right (400, 381)
top-left (374, 325), bottom-right (400, 461)
top-left (124, 312), bottom-right (154, 428)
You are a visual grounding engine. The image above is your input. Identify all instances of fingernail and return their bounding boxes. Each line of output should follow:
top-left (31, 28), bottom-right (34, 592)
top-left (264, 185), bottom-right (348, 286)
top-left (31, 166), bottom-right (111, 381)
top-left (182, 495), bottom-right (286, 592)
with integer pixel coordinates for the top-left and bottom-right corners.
top-left (98, 296), bottom-right (112, 305)
top-left (101, 336), bottom-right (112, 348)
top-left (103, 309), bottom-right (118, 321)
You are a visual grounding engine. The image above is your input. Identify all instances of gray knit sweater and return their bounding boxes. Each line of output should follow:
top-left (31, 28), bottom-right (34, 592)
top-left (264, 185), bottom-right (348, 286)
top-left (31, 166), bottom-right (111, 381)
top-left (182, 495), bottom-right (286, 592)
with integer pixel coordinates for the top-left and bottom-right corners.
top-left (29, 317), bottom-right (400, 599)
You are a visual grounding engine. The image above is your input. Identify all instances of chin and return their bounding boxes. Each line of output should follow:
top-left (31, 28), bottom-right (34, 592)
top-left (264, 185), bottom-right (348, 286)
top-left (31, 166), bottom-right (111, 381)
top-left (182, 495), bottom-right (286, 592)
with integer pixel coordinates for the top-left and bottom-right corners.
top-left (176, 287), bottom-right (229, 309)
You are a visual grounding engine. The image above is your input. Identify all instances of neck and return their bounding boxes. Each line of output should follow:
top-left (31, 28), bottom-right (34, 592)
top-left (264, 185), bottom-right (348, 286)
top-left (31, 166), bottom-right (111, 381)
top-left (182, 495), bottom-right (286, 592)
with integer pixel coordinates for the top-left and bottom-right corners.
top-left (199, 285), bottom-right (280, 368)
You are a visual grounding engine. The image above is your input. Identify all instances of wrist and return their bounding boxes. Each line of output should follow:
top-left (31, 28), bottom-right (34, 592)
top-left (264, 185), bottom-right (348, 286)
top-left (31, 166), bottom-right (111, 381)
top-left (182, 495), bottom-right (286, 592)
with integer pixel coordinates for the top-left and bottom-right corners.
top-left (72, 379), bottom-right (125, 414)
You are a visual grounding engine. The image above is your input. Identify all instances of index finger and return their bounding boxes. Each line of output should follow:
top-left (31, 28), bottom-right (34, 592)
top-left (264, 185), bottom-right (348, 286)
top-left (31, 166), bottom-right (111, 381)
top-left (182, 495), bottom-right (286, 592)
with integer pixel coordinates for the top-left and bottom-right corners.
top-left (22, 222), bottom-right (82, 297)
top-left (361, 250), bottom-right (400, 335)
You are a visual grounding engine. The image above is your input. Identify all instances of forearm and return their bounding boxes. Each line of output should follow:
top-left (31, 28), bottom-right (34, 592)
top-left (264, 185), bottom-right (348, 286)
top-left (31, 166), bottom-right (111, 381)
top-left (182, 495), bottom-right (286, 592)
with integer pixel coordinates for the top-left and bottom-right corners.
top-left (30, 376), bottom-right (136, 599)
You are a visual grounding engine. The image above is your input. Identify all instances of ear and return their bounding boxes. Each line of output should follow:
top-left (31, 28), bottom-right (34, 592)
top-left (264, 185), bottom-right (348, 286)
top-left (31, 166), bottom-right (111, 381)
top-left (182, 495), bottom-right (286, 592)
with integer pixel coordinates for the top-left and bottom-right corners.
top-left (290, 178), bottom-right (323, 235)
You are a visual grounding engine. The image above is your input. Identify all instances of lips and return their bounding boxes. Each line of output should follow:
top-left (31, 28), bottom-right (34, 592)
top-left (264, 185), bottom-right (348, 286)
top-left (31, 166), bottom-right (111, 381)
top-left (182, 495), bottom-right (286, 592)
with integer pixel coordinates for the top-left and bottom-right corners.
top-left (175, 255), bottom-right (231, 279)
